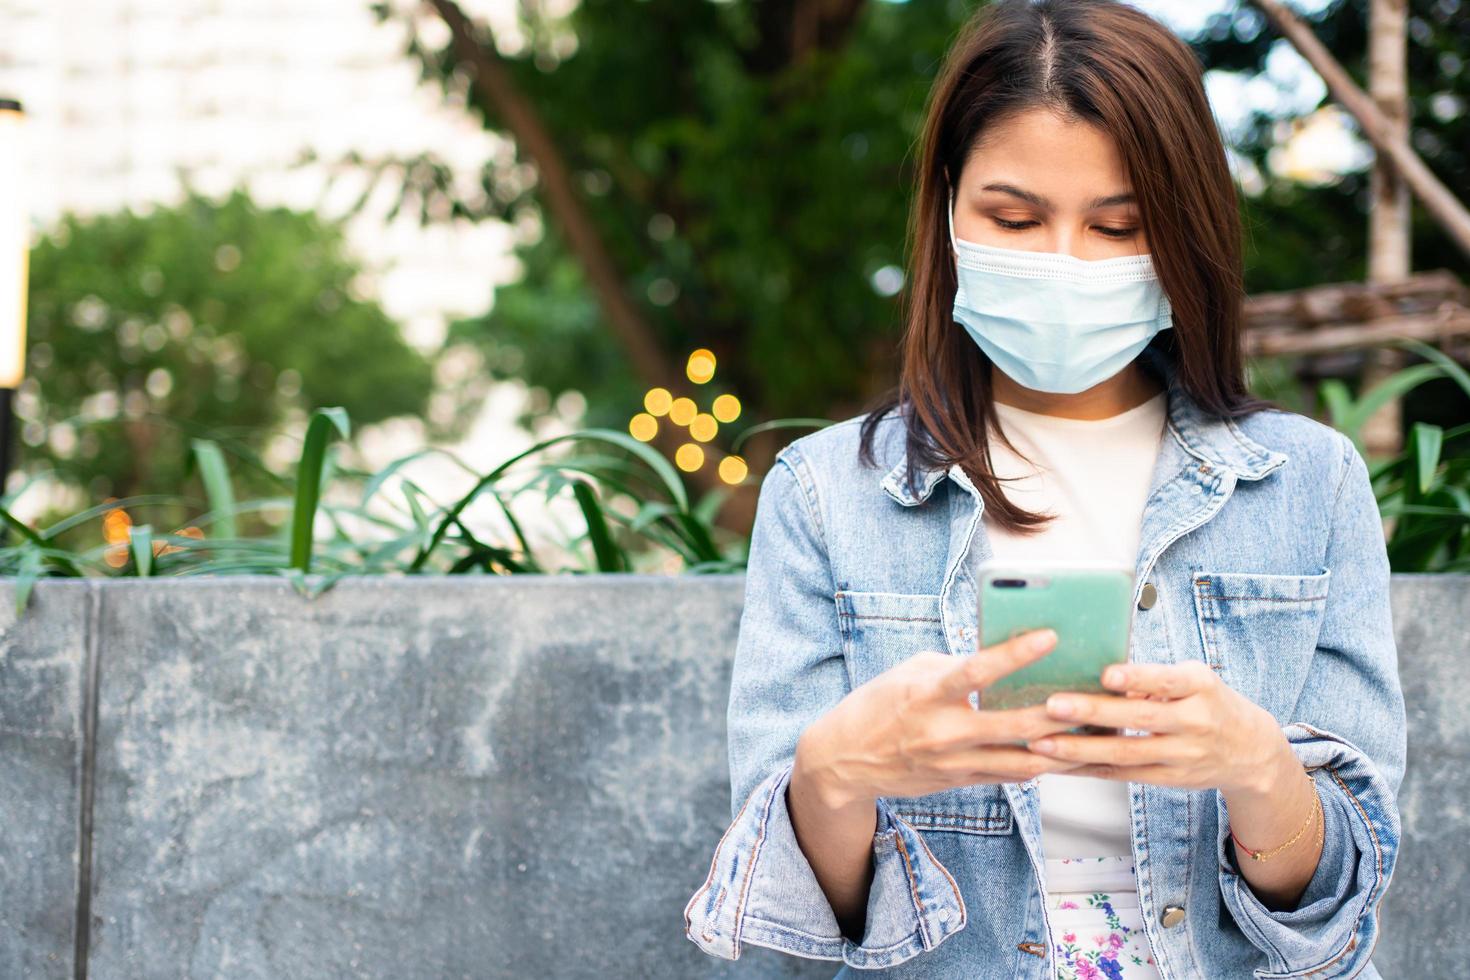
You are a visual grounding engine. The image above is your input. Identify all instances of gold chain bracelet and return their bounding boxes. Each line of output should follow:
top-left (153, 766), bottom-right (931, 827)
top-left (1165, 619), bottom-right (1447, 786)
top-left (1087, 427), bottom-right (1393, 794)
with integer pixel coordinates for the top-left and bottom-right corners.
top-left (1230, 769), bottom-right (1323, 863)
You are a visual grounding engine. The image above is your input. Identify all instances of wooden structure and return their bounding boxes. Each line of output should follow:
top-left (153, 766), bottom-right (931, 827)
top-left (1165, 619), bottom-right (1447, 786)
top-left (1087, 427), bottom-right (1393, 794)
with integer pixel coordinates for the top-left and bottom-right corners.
top-left (1243, 0), bottom-right (1470, 457)
top-left (1245, 271), bottom-right (1470, 360)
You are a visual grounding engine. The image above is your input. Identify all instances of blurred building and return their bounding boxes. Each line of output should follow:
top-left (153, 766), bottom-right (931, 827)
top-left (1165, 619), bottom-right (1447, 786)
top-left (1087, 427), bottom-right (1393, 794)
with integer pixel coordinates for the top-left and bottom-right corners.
top-left (0, 0), bottom-right (524, 351)
top-left (0, 0), bottom-right (574, 530)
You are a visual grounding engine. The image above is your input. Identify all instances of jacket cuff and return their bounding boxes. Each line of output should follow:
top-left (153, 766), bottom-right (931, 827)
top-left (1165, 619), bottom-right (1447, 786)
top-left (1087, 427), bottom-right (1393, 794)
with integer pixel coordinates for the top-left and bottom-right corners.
top-left (1215, 722), bottom-right (1400, 978)
top-left (684, 760), bottom-right (968, 968)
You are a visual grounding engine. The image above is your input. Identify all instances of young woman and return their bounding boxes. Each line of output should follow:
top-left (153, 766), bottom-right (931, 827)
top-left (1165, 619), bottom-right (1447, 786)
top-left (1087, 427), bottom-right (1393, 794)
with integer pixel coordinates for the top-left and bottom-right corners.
top-left (684, 1), bottom-right (1405, 978)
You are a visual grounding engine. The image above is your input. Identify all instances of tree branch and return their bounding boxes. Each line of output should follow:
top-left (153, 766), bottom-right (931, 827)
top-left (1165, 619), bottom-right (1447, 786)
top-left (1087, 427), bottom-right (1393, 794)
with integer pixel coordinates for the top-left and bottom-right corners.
top-left (792, 0), bottom-right (869, 62)
top-left (745, 0), bottom-right (869, 74)
top-left (424, 0), bottom-right (732, 502)
top-left (1247, 0), bottom-right (1470, 261)
top-left (426, 0), bottom-right (677, 389)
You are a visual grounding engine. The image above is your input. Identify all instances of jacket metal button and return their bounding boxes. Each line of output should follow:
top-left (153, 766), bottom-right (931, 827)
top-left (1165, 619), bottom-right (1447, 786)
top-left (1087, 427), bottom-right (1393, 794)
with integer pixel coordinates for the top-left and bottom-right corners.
top-left (1137, 582), bottom-right (1158, 610)
top-left (1160, 904), bottom-right (1186, 928)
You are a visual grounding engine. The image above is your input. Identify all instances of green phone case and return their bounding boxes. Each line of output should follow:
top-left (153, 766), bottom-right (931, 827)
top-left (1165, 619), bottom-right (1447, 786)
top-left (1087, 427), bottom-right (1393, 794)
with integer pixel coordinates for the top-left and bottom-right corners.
top-left (976, 560), bottom-right (1135, 716)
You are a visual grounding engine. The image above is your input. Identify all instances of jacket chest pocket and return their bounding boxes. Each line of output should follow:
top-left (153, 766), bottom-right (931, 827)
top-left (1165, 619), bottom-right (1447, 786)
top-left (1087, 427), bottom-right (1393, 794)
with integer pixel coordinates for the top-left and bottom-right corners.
top-left (1190, 568), bottom-right (1331, 718)
top-left (835, 589), bottom-right (948, 689)
top-left (834, 589), bottom-right (1014, 837)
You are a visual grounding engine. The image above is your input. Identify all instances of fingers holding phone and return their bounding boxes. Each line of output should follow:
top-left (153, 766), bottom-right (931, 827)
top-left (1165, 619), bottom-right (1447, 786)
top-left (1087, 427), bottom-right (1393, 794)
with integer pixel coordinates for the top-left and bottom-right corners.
top-left (797, 627), bottom-right (1095, 810)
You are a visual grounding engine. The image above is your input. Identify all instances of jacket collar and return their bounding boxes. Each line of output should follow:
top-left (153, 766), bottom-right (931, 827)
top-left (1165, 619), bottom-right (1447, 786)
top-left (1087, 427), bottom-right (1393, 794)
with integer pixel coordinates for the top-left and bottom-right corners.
top-left (879, 346), bottom-right (1288, 507)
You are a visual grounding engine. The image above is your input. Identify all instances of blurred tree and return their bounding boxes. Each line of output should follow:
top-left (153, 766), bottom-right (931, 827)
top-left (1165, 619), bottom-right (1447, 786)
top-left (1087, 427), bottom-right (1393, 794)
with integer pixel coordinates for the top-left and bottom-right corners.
top-left (1191, 0), bottom-right (1468, 291)
top-left (20, 185), bottom-right (434, 532)
top-left (340, 0), bottom-right (1466, 517)
top-left (350, 0), bottom-right (969, 509)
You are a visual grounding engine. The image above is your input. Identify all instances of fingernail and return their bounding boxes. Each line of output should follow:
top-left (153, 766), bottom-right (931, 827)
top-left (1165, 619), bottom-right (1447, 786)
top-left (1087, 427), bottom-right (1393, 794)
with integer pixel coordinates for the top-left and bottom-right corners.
top-left (1103, 667), bottom-right (1125, 686)
top-left (1030, 629), bottom-right (1056, 651)
top-left (1047, 696), bottom-right (1076, 718)
top-left (1031, 739), bottom-right (1055, 753)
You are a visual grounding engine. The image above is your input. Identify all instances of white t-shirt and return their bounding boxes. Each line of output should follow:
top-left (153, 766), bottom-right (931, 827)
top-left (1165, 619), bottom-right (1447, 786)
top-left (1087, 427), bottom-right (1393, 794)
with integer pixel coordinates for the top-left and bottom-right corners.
top-left (979, 389), bottom-right (1167, 859)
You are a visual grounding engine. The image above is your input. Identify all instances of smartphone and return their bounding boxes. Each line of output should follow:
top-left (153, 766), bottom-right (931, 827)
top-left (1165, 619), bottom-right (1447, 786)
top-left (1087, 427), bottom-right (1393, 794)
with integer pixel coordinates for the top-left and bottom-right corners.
top-left (976, 558), bottom-right (1135, 735)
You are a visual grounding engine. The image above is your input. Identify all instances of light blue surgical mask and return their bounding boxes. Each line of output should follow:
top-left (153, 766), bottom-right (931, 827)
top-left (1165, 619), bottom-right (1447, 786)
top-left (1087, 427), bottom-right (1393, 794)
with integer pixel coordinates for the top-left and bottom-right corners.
top-left (946, 188), bottom-right (1173, 395)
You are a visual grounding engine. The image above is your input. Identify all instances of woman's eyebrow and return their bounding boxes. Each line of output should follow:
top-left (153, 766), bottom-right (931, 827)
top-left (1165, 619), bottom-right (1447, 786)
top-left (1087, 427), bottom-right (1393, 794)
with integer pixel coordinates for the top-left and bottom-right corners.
top-left (978, 182), bottom-right (1136, 211)
top-left (1087, 192), bottom-right (1136, 208)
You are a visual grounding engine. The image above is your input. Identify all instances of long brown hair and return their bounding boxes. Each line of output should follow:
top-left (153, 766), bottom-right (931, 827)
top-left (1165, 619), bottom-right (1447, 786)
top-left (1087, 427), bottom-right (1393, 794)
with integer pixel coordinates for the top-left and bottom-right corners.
top-left (857, 0), bottom-right (1273, 532)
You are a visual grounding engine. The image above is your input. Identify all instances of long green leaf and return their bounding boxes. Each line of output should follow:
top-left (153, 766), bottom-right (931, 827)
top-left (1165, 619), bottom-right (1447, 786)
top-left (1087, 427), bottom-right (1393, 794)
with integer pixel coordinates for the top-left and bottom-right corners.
top-left (534, 462), bottom-right (721, 566)
top-left (730, 417), bottom-right (835, 454)
top-left (675, 511), bottom-right (723, 563)
top-left (0, 506), bottom-right (88, 577)
top-left (408, 427), bottom-right (689, 573)
top-left (693, 487), bottom-right (729, 526)
top-left (289, 407), bottom-right (351, 573)
top-left (1378, 505), bottom-right (1470, 519)
top-left (570, 478), bottom-right (627, 572)
top-left (1337, 365), bottom-right (1444, 450)
top-left (486, 488), bottom-right (537, 572)
top-left (357, 446), bottom-right (480, 509)
top-left (191, 439), bottom-right (238, 541)
top-left (1410, 423), bottom-right (1444, 497)
top-left (1393, 338), bottom-right (1470, 402)
top-left (0, 505), bottom-right (47, 548)
top-left (130, 524), bottom-right (154, 577)
top-left (1319, 379), bottom-right (1355, 433)
top-left (13, 546), bottom-right (42, 615)
top-left (401, 479), bottom-right (434, 552)
top-left (40, 494), bottom-right (201, 541)
top-left (629, 500), bottom-right (678, 534)
top-left (1387, 487), bottom-right (1465, 570)
top-left (600, 507), bottom-right (702, 565)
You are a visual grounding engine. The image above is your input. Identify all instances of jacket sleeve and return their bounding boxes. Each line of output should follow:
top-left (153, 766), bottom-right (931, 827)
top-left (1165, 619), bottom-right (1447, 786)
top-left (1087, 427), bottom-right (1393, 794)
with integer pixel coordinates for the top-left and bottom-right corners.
top-left (1215, 431), bottom-right (1406, 979)
top-left (683, 444), bottom-right (968, 969)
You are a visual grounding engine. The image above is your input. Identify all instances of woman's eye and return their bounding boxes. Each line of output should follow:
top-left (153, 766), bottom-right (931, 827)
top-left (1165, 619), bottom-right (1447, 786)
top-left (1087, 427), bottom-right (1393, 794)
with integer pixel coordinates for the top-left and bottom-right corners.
top-left (986, 217), bottom-right (1137, 238)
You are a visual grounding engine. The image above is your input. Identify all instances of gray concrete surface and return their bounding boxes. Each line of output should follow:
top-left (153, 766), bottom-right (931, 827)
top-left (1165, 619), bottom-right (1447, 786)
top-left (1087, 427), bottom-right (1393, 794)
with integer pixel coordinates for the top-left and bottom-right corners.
top-left (0, 574), bottom-right (1461, 978)
top-left (0, 582), bottom-right (89, 980)
top-left (1374, 573), bottom-right (1470, 977)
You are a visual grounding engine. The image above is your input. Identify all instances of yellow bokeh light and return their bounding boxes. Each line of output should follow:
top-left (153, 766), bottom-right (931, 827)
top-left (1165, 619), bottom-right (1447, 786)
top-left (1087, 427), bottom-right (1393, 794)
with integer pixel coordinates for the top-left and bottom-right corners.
top-left (675, 443), bottom-right (705, 472)
top-left (644, 387), bottom-right (673, 416)
top-left (669, 396), bottom-right (697, 426)
top-left (689, 413), bottom-right (718, 442)
top-left (719, 455), bottom-right (749, 485)
top-left (103, 500), bottom-right (132, 545)
top-left (686, 348), bottom-right (716, 384)
top-left (629, 413), bottom-right (658, 442)
top-left (712, 393), bottom-right (741, 423)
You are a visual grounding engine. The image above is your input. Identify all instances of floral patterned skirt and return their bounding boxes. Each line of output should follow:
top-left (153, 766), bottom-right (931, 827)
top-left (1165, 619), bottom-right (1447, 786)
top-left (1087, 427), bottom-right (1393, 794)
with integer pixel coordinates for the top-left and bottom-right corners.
top-left (1044, 855), bottom-right (1161, 980)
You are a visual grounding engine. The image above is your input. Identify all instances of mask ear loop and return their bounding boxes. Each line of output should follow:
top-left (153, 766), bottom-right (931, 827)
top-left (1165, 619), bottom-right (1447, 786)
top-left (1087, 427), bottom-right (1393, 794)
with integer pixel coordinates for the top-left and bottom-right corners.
top-left (944, 179), bottom-right (958, 260)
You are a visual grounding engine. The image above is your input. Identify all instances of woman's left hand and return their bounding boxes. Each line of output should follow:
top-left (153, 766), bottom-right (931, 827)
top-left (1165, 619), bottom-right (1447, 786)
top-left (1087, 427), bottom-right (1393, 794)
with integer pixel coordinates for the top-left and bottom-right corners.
top-left (1025, 660), bottom-right (1287, 796)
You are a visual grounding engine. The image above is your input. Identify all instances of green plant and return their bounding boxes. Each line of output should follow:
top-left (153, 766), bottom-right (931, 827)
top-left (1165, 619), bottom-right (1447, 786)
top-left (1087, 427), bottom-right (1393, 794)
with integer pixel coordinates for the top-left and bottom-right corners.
top-left (23, 186), bottom-right (439, 516)
top-left (1320, 339), bottom-right (1470, 572)
top-left (0, 407), bottom-right (834, 616)
top-left (1, 342), bottom-right (1463, 624)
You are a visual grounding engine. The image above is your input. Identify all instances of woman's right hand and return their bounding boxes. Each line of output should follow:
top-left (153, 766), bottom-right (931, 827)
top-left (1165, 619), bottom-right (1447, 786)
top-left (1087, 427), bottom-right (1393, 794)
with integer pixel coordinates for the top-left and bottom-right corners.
top-left (795, 628), bottom-right (1090, 809)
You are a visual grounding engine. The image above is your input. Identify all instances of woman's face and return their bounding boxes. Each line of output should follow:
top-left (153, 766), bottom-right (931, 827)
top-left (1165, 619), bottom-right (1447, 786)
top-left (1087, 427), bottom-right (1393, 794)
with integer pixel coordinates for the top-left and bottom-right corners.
top-left (951, 107), bottom-right (1149, 262)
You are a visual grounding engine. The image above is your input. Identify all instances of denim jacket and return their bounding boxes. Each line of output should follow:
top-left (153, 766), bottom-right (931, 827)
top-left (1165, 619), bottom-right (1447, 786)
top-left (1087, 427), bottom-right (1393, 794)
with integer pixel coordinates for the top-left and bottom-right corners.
top-left (683, 348), bottom-right (1406, 979)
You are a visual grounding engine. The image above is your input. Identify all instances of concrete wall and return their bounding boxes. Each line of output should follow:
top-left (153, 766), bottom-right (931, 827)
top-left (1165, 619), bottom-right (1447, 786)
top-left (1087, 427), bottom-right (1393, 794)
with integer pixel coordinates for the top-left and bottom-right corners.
top-left (0, 574), bottom-right (1462, 978)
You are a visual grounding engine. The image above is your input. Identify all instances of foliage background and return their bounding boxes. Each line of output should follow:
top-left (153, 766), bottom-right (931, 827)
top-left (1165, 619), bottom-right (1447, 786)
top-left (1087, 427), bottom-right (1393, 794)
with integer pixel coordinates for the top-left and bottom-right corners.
top-left (20, 187), bottom-right (440, 532)
top-left (12, 0), bottom-right (1469, 571)
top-left (367, 0), bottom-right (1469, 446)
